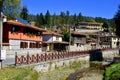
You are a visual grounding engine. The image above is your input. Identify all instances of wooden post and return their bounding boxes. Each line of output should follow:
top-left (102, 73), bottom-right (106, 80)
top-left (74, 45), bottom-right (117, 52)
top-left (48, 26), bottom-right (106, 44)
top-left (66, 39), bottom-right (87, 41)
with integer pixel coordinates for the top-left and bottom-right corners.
top-left (15, 52), bottom-right (17, 66)
top-left (27, 52), bottom-right (29, 64)
top-left (45, 53), bottom-right (47, 61)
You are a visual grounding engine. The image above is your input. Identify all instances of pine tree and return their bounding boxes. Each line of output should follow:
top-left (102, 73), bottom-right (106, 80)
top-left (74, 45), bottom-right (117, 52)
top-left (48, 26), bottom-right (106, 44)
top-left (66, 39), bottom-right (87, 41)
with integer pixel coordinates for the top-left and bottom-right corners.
top-left (3, 0), bottom-right (22, 19)
top-left (77, 13), bottom-right (83, 23)
top-left (20, 6), bottom-right (28, 20)
top-left (52, 13), bottom-right (56, 26)
top-left (60, 12), bottom-right (65, 25)
top-left (102, 21), bottom-right (109, 32)
top-left (45, 10), bottom-right (51, 26)
top-left (73, 13), bottom-right (77, 24)
top-left (114, 5), bottom-right (120, 37)
top-left (65, 11), bottom-right (70, 24)
top-left (0, 0), bottom-right (4, 13)
top-left (35, 13), bottom-right (45, 27)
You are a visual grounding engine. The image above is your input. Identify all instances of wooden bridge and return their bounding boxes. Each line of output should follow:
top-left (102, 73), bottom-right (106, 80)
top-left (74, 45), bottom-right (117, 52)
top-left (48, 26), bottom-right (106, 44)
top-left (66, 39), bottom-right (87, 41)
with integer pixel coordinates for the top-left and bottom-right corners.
top-left (15, 48), bottom-right (118, 66)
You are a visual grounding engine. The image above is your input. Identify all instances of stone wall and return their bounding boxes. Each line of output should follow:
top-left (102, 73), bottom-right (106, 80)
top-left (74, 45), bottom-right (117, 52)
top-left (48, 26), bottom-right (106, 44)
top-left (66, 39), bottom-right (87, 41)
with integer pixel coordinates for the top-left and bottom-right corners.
top-left (102, 49), bottom-right (119, 59)
top-left (34, 49), bottom-right (119, 72)
top-left (3, 39), bottom-right (42, 58)
top-left (6, 49), bottom-right (42, 58)
top-left (34, 54), bottom-right (90, 72)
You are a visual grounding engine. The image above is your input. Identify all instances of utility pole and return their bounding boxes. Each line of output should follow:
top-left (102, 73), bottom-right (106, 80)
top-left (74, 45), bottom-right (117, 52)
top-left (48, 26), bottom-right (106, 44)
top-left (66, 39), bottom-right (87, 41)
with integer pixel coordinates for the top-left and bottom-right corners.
top-left (69, 26), bottom-right (71, 51)
top-left (0, 12), bottom-right (3, 69)
top-left (0, 0), bottom-right (4, 69)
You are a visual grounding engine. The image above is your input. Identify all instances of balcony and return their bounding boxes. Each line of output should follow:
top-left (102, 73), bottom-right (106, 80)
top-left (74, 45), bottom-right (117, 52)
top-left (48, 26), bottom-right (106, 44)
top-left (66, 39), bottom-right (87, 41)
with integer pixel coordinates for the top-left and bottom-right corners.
top-left (9, 32), bottom-right (42, 41)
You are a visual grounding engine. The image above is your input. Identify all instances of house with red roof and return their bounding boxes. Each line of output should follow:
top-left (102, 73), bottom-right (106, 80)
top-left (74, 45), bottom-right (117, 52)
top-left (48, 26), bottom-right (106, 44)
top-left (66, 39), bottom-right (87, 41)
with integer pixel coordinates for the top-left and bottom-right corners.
top-left (42, 31), bottom-right (69, 52)
top-left (2, 18), bottom-right (46, 56)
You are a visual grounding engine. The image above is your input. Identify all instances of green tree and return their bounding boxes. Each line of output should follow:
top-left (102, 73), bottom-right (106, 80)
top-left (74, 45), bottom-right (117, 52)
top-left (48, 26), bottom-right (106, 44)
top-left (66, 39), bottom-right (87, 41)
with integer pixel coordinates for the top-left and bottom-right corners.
top-left (0, 0), bottom-right (4, 13)
top-left (28, 14), bottom-right (36, 22)
top-left (102, 21), bottom-right (109, 32)
top-left (52, 13), bottom-right (56, 26)
top-left (20, 6), bottom-right (28, 20)
top-left (39, 13), bottom-right (46, 26)
top-left (45, 10), bottom-right (51, 26)
top-left (89, 18), bottom-right (96, 22)
top-left (3, 0), bottom-right (22, 19)
top-left (109, 19), bottom-right (115, 32)
top-left (35, 13), bottom-right (45, 27)
top-left (77, 13), bottom-right (83, 22)
top-left (114, 5), bottom-right (120, 37)
top-left (61, 27), bottom-right (74, 44)
top-left (60, 12), bottom-right (65, 25)
top-left (35, 14), bottom-right (40, 27)
top-left (65, 11), bottom-right (70, 24)
top-left (73, 13), bottom-right (77, 24)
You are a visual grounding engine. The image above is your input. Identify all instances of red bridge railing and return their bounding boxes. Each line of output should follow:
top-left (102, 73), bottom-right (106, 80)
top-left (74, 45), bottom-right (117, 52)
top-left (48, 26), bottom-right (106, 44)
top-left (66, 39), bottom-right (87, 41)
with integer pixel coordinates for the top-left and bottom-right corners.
top-left (15, 50), bottom-right (89, 66)
top-left (15, 48), bottom-right (118, 66)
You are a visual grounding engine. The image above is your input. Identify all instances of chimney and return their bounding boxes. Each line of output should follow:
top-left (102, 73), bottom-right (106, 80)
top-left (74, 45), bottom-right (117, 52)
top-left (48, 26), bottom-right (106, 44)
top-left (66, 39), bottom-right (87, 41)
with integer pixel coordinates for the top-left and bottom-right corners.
top-left (2, 16), bottom-right (7, 22)
top-left (45, 26), bottom-right (47, 30)
top-left (30, 21), bottom-right (35, 26)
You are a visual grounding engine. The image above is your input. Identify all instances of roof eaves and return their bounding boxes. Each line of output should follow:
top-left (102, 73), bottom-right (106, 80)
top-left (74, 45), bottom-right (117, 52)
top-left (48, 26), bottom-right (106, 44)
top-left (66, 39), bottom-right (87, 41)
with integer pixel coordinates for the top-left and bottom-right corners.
top-left (5, 20), bottom-right (46, 32)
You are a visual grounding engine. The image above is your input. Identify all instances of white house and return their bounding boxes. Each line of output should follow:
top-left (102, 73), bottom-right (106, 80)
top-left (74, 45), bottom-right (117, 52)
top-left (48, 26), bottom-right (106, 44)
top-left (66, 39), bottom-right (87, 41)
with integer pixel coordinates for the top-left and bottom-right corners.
top-left (42, 31), bottom-right (69, 52)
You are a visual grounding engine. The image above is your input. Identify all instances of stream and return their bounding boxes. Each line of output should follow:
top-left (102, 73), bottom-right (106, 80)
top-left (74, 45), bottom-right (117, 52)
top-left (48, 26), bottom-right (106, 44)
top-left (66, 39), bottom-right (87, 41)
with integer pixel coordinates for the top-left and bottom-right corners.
top-left (66, 61), bottom-right (111, 80)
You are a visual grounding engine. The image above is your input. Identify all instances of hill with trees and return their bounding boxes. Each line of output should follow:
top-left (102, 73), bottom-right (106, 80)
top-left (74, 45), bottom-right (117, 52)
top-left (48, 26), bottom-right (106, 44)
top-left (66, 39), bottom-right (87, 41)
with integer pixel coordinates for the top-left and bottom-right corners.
top-left (1, 0), bottom-right (119, 42)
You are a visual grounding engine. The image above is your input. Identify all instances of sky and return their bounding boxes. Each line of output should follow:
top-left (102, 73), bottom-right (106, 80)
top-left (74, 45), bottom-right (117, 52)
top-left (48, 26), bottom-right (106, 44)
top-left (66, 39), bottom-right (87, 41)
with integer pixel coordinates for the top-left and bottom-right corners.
top-left (22, 0), bottom-right (120, 19)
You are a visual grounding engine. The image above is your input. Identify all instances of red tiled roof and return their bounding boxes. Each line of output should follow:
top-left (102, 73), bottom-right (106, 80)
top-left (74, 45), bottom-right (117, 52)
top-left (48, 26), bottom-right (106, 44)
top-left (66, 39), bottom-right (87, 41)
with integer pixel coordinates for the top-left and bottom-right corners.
top-left (43, 30), bottom-right (63, 36)
top-left (4, 20), bottom-right (46, 32)
top-left (71, 31), bottom-right (101, 36)
top-left (71, 31), bottom-right (88, 36)
top-left (78, 22), bottom-right (102, 25)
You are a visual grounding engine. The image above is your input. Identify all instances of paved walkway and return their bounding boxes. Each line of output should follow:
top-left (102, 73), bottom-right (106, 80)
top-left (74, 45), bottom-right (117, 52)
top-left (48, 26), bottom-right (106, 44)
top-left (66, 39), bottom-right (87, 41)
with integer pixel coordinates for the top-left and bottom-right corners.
top-left (2, 58), bottom-right (15, 67)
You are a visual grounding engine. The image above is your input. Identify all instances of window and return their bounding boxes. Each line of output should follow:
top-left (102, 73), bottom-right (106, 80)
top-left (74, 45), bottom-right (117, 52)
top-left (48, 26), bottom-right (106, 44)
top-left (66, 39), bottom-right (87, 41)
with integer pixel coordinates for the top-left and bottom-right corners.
top-left (36, 42), bottom-right (42, 48)
top-left (56, 36), bottom-right (59, 40)
top-left (114, 42), bottom-right (116, 44)
top-left (20, 42), bottom-right (28, 48)
top-left (29, 42), bottom-right (42, 48)
top-left (30, 43), bottom-right (36, 48)
top-left (36, 32), bottom-right (41, 36)
top-left (11, 26), bottom-right (19, 33)
top-left (30, 43), bottom-right (33, 48)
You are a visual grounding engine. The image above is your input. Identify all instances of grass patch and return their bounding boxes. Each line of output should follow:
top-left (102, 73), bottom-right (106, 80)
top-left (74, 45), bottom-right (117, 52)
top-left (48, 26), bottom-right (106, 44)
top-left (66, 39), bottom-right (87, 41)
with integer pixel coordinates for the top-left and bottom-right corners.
top-left (38, 61), bottom-right (87, 80)
top-left (105, 63), bottom-right (120, 80)
top-left (0, 66), bottom-right (39, 80)
top-left (29, 71), bottom-right (39, 80)
top-left (0, 61), bottom-right (87, 80)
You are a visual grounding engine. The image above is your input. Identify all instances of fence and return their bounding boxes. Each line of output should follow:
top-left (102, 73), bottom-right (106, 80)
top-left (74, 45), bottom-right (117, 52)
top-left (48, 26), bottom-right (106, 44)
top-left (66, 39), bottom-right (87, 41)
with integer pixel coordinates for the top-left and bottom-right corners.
top-left (15, 48), bottom-right (118, 66)
top-left (15, 50), bottom-right (89, 66)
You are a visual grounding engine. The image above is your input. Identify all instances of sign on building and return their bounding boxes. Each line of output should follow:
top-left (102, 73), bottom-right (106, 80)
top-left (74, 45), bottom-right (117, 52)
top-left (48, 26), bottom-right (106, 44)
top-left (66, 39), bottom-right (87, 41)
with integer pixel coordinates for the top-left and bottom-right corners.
top-left (0, 50), bottom-right (6, 60)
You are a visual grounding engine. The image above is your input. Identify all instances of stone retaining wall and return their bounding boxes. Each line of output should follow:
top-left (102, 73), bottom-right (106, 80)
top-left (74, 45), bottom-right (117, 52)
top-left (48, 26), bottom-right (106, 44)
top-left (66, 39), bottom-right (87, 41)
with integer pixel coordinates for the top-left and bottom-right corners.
top-left (34, 49), bottom-right (119, 72)
top-left (34, 54), bottom-right (90, 72)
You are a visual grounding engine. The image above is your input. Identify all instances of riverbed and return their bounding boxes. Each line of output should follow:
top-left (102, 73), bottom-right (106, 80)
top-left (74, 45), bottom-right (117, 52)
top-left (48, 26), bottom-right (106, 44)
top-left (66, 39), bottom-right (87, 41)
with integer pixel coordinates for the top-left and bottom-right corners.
top-left (38, 61), bottom-right (105, 80)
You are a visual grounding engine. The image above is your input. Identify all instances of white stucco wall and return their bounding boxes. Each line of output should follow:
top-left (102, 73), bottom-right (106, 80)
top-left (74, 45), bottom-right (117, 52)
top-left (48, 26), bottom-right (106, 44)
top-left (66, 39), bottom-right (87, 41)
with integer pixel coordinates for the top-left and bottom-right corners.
top-left (59, 37), bottom-right (62, 41)
top-left (53, 36), bottom-right (56, 41)
top-left (111, 37), bottom-right (118, 48)
top-left (9, 39), bottom-right (39, 50)
top-left (43, 35), bottom-right (62, 42)
top-left (53, 36), bottom-right (62, 42)
top-left (4, 39), bottom-right (42, 57)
